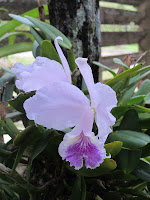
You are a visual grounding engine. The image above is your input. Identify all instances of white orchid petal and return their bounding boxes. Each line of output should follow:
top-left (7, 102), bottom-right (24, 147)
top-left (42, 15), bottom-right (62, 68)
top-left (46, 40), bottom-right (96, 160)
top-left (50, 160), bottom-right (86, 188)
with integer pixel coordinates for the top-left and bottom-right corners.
top-left (13, 57), bottom-right (67, 92)
top-left (24, 81), bottom-right (90, 130)
top-left (54, 36), bottom-right (72, 84)
top-left (75, 58), bottom-right (95, 103)
top-left (11, 62), bottom-right (32, 78)
top-left (93, 82), bottom-right (117, 142)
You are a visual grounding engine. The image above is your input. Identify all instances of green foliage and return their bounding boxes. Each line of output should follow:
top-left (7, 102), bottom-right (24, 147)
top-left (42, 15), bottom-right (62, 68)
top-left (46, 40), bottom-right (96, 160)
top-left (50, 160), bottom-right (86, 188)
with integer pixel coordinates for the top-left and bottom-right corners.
top-left (1, 8), bottom-right (150, 200)
top-left (93, 61), bottom-right (117, 77)
top-left (0, 6), bottom-right (48, 57)
top-left (113, 58), bottom-right (129, 70)
top-left (0, 42), bottom-right (33, 58)
top-left (41, 40), bottom-right (61, 63)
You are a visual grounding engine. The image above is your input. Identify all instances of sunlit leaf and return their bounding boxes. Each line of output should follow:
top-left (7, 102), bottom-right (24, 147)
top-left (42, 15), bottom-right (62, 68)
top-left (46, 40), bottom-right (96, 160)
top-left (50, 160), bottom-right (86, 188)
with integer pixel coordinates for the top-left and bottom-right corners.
top-left (41, 40), bottom-right (61, 63)
top-left (106, 64), bottom-right (143, 87)
top-left (105, 141), bottom-right (122, 158)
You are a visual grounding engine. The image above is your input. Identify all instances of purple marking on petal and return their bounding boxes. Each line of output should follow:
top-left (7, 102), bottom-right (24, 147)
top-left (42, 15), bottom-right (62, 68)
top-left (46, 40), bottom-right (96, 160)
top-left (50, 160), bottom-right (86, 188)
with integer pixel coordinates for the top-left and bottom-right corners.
top-left (65, 131), bottom-right (105, 170)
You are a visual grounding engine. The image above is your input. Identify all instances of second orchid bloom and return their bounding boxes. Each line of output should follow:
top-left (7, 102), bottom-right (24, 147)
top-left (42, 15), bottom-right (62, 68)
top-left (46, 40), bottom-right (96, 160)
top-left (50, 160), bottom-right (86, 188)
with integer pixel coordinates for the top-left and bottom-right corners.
top-left (12, 37), bottom-right (117, 170)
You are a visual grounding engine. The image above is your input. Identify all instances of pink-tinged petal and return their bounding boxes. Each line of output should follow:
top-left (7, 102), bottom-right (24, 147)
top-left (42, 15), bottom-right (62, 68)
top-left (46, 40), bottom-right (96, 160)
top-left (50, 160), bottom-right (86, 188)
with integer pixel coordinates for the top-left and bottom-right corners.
top-left (75, 58), bottom-right (95, 103)
top-left (69, 107), bottom-right (94, 136)
top-left (59, 108), bottom-right (106, 170)
top-left (59, 131), bottom-right (106, 170)
top-left (15, 57), bottom-right (67, 92)
top-left (93, 83), bottom-right (117, 142)
top-left (24, 81), bottom-right (90, 130)
top-left (54, 37), bottom-right (71, 84)
top-left (11, 62), bottom-right (32, 78)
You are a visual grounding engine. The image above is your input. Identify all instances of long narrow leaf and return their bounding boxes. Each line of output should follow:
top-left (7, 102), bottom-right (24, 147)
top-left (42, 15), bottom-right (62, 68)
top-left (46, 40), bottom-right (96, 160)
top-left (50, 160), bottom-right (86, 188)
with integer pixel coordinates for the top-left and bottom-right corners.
top-left (0, 42), bottom-right (33, 58)
top-left (0, 6), bottom-right (48, 38)
top-left (26, 16), bottom-right (72, 49)
top-left (93, 61), bottom-right (117, 77)
top-left (113, 58), bottom-right (129, 70)
top-left (136, 65), bottom-right (150, 75)
top-left (0, 66), bottom-right (15, 75)
top-left (106, 64), bottom-right (143, 87)
top-left (0, 32), bottom-right (34, 42)
top-left (30, 27), bottom-right (43, 45)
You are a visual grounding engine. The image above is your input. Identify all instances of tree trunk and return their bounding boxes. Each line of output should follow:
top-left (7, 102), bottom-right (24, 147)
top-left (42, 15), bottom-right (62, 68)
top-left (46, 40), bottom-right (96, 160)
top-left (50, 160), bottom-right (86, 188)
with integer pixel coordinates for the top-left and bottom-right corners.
top-left (48, 0), bottom-right (101, 82)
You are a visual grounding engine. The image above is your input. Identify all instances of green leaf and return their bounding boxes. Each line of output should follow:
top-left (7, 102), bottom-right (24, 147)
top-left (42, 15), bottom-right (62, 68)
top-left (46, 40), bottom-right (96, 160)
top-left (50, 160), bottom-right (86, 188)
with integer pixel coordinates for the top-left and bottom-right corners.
top-left (8, 92), bottom-right (35, 113)
top-left (5, 118), bottom-right (19, 135)
top-left (113, 58), bottom-right (129, 70)
top-left (134, 79), bottom-right (150, 97)
top-left (145, 93), bottom-right (150, 104)
top-left (26, 16), bottom-right (72, 49)
top-left (0, 118), bottom-right (19, 138)
top-left (8, 31), bottom-right (16, 45)
top-left (0, 32), bottom-right (34, 43)
top-left (9, 14), bottom-right (35, 27)
top-left (41, 40), bottom-right (61, 63)
top-left (12, 146), bottom-right (25, 174)
top-left (95, 195), bottom-right (103, 200)
top-left (71, 176), bottom-right (86, 200)
top-left (117, 149), bottom-right (141, 174)
top-left (0, 42), bottom-right (33, 58)
top-left (105, 141), bottom-right (123, 158)
top-left (106, 64), bottom-right (143, 87)
top-left (27, 129), bottom-right (53, 181)
top-left (30, 27), bottom-right (43, 45)
top-left (6, 111), bottom-right (22, 120)
top-left (111, 80), bottom-right (124, 93)
top-left (121, 95), bottom-right (146, 106)
top-left (135, 105), bottom-right (150, 114)
top-left (142, 143), bottom-right (150, 157)
top-left (120, 83), bottom-right (137, 103)
top-left (109, 130), bottom-right (150, 149)
top-left (0, 149), bottom-right (11, 158)
top-left (93, 61), bottom-right (117, 77)
top-left (13, 125), bottom-right (43, 147)
top-left (32, 41), bottom-right (41, 58)
top-left (68, 49), bottom-right (77, 72)
top-left (0, 73), bottom-right (16, 105)
top-left (45, 133), bottom-right (63, 159)
top-left (0, 66), bottom-right (15, 75)
top-left (119, 109), bottom-right (141, 131)
top-left (0, 6), bottom-right (48, 38)
top-left (111, 105), bottom-right (130, 119)
top-left (133, 160), bottom-right (150, 182)
top-left (136, 65), bottom-right (150, 75)
top-left (67, 158), bottom-right (117, 177)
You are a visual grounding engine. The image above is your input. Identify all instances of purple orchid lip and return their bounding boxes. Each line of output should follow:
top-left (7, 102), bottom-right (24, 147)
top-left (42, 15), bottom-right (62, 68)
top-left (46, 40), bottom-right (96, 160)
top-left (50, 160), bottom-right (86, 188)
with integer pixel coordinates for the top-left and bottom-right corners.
top-left (64, 131), bottom-right (106, 170)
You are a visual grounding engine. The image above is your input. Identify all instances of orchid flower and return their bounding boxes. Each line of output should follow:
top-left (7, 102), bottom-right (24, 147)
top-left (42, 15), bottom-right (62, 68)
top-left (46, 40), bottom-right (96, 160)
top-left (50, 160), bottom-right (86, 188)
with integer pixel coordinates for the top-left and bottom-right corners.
top-left (11, 36), bottom-right (71, 92)
top-left (23, 57), bottom-right (117, 170)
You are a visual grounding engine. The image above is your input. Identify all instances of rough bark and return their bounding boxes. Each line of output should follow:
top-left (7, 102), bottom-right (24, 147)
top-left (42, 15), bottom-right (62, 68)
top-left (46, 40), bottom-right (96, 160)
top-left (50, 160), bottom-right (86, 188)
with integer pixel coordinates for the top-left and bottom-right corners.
top-left (48, 0), bottom-right (100, 82)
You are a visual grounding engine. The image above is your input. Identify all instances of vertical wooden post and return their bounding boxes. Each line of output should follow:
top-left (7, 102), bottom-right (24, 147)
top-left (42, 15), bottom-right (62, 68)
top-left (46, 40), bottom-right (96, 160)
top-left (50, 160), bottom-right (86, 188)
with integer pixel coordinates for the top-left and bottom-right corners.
top-left (139, 0), bottom-right (150, 65)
